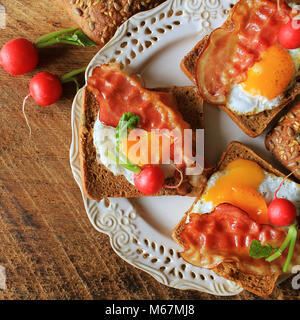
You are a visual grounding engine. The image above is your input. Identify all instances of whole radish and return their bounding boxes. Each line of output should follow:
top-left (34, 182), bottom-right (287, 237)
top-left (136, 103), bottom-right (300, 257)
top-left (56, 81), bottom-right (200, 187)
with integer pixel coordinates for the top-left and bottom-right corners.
top-left (28, 72), bottom-right (63, 106)
top-left (22, 67), bottom-right (86, 135)
top-left (0, 27), bottom-right (95, 76)
top-left (268, 198), bottom-right (297, 227)
top-left (134, 165), bottom-right (166, 195)
top-left (133, 164), bottom-right (184, 195)
top-left (0, 38), bottom-right (39, 75)
top-left (278, 18), bottom-right (300, 49)
top-left (267, 174), bottom-right (297, 227)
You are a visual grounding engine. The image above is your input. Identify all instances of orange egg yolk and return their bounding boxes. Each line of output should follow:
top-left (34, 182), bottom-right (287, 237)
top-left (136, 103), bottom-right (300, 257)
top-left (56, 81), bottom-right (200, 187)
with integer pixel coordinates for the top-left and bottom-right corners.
top-left (202, 159), bottom-right (269, 224)
top-left (120, 130), bottom-right (165, 166)
top-left (242, 45), bottom-right (295, 100)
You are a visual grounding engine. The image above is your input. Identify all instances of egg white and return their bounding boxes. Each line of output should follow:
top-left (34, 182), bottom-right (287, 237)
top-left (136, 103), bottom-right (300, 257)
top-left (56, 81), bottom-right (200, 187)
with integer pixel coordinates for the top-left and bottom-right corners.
top-left (192, 169), bottom-right (300, 217)
top-left (93, 113), bottom-right (175, 185)
top-left (227, 49), bottom-right (300, 115)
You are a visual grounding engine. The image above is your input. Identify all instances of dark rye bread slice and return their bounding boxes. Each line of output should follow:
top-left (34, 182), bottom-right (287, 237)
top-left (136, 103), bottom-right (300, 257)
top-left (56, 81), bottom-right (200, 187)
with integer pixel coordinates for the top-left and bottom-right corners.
top-left (180, 14), bottom-right (300, 138)
top-left (79, 85), bottom-right (208, 201)
top-left (172, 141), bottom-right (286, 296)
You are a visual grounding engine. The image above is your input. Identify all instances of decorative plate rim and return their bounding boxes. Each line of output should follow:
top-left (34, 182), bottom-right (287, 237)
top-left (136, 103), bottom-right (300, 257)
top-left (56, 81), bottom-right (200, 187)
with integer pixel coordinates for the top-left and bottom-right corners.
top-left (70, 0), bottom-right (244, 296)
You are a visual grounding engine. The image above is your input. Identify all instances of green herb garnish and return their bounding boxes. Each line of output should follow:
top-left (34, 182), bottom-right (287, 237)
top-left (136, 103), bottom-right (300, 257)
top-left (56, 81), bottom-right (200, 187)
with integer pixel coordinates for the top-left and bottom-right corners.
top-left (249, 224), bottom-right (298, 273)
top-left (249, 240), bottom-right (276, 259)
top-left (105, 112), bottom-right (141, 174)
top-left (116, 112), bottom-right (140, 147)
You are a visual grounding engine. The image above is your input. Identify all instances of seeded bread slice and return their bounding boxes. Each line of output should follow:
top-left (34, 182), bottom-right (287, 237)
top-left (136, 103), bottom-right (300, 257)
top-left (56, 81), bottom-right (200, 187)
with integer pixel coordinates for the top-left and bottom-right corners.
top-left (265, 101), bottom-right (300, 181)
top-left (180, 16), bottom-right (300, 138)
top-left (79, 85), bottom-right (210, 201)
top-left (58, 0), bottom-right (166, 46)
top-left (173, 141), bottom-right (285, 296)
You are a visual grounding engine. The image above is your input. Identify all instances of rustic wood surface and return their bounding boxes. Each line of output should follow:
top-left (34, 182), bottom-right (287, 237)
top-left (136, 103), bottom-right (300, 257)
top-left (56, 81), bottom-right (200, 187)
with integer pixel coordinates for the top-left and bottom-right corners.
top-left (0, 0), bottom-right (299, 300)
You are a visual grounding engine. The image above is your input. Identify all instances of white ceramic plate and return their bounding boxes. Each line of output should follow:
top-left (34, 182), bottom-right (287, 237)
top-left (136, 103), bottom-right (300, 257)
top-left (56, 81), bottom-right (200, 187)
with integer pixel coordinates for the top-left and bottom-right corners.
top-left (69, 0), bottom-right (289, 296)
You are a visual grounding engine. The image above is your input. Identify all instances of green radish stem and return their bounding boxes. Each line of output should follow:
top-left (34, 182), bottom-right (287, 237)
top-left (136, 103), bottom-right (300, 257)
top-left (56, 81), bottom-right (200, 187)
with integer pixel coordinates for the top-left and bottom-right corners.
top-left (283, 225), bottom-right (298, 272)
top-left (60, 67), bottom-right (87, 92)
top-left (35, 27), bottom-right (78, 45)
top-left (36, 38), bottom-right (79, 48)
top-left (266, 224), bottom-right (296, 262)
top-left (35, 27), bottom-right (96, 48)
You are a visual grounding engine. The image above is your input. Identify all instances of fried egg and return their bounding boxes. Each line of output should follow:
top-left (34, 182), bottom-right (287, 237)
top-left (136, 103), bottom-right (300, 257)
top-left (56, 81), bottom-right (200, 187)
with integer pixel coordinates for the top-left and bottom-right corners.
top-left (227, 46), bottom-right (300, 115)
top-left (192, 159), bottom-right (300, 224)
top-left (93, 114), bottom-right (175, 185)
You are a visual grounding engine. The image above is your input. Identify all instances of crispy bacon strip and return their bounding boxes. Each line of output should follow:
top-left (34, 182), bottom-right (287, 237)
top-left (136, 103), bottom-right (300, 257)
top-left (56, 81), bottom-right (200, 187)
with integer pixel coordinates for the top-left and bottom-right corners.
top-left (87, 63), bottom-right (190, 132)
top-left (180, 204), bottom-right (300, 275)
top-left (195, 0), bottom-right (291, 105)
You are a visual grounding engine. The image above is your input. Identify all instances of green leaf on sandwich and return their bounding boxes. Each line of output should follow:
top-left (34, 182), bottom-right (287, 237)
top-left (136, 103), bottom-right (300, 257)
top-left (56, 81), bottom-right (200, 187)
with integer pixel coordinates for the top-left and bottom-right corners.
top-left (249, 240), bottom-right (275, 259)
top-left (105, 112), bottom-right (141, 174)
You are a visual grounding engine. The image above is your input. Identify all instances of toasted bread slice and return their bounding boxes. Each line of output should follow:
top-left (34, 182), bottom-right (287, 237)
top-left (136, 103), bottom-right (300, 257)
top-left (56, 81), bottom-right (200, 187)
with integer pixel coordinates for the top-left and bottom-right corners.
top-left (173, 141), bottom-right (286, 296)
top-left (180, 12), bottom-right (300, 138)
top-left (265, 101), bottom-right (300, 181)
top-left (79, 85), bottom-right (210, 201)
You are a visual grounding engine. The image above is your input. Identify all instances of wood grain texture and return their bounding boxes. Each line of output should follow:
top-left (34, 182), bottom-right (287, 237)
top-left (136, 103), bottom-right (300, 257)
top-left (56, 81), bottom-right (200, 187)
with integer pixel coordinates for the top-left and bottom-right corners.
top-left (0, 0), bottom-right (298, 300)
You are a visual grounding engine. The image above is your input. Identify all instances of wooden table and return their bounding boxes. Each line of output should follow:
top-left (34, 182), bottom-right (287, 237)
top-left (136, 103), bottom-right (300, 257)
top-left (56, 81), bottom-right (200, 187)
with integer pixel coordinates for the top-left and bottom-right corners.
top-left (0, 0), bottom-right (298, 300)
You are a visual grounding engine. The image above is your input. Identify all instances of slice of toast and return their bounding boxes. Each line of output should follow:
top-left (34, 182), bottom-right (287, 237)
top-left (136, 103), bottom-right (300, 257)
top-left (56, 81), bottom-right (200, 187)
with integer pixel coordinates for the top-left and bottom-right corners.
top-left (79, 85), bottom-right (209, 201)
top-left (173, 141), bottom-right (286, 296)
top-left (265, 101), bottom-right (300, 181)
top-left (180, 12), bottom-right (300, 138)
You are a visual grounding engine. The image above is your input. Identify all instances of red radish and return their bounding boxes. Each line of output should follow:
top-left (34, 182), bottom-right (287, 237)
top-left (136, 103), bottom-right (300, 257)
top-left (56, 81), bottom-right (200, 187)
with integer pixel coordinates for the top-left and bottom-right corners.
top-left (278, 18), bottom-right (300, 49)
top-left (0, 27), bottom-right (95, 76)
top-left (134, 165), bottom-right (165, 195)
top-left (29, 72), bottom-right (63, 106)
top-left (22, 72), bottom-right (62, 135)
top-left (268, 174), bottom-right (297, 227)
top-left (22, 67), bottom-right (86, 135)
top-left (268, 198), bottom-right (296, 227)
top-left (0, 38), bottom-right (38, 75)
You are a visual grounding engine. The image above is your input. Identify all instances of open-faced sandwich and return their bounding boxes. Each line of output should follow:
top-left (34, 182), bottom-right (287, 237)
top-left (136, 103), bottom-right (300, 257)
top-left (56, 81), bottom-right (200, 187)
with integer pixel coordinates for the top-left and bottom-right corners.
top-left (173, 141), bottom-right (300, 296)
top-left (79, 63), bottom-right (210, 200)
top-left (181, 0), bottom-right (300, 137)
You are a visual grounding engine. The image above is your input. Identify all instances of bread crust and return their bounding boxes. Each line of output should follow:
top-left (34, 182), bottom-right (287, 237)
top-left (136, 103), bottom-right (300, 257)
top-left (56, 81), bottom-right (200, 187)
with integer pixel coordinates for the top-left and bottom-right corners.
top-left (172, 141), bottom-right (286, 296)
top-left (180, 5), bottom-right (300, 138)
top-left (58, 0), bottom-right (166, 46)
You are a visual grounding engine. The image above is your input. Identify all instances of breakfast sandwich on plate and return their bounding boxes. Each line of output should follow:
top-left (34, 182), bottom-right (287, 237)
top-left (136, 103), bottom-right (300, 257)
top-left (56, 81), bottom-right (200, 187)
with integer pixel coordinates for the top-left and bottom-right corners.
top-left (79, 63), bottom-right (210, 200)
top-left (181, 0), bottom-right (300, 137)
top-left (173, 141), bottom-right (300, 296)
